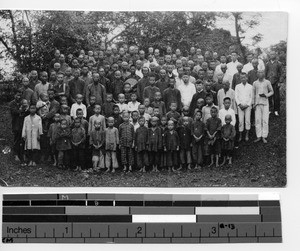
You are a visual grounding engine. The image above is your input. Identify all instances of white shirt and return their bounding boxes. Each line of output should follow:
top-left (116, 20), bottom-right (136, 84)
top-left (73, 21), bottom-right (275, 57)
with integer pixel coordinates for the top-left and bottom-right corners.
top-left (226, 60), bottom-right (239, 84)
top-left (217, 88), bottom-right (237, 113)
top-left (172, 69), bottom-right (179, 78)
top-left (70, 103), bottom-right (87, 118)
top-left (178, 82), bottom-right (196, 108)
top-left (116, 103), bottom-right (129, 114)
top-left (189, 76), bottom-right (196, 84)
top-left (242, 59), bottom-right (265, 73)
top-left (235, 83), bottom-right (253, 107)
top-left (130, 120), bottom-right (140, 132)
top-left (219, 108), bottom-right (236, 126)
top-left (135, 69), bottom-right (143, 79)
top-left (175, 77), bottom-right (184, 89)
top-left (242, 62), bottom-right (253, 74)
top-left (128, 101), bottom-right (141, 113)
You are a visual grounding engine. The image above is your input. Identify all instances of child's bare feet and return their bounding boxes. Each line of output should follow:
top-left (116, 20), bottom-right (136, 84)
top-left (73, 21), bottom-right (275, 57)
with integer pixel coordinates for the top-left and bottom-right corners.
top-left (220, 157), bottom-right (226, 166)
top-left (111, 168), bottom-right (115, 173)
top-left (228, 157), bottom-right (232, 165)
top-left (254, 137), bottom-right (261, 143)
top-left (187, 164), bottom-right (192, 170)
top-left (28, 161), bottom-right (33, 167)
top-left (105, 168), bottom-right (110, 173)
top-left (262, 138), bottom-right (268, 144)
top-left (123, 166), bottom-right (127, 172)
top-left (14, 155), bottom-right (20, 162)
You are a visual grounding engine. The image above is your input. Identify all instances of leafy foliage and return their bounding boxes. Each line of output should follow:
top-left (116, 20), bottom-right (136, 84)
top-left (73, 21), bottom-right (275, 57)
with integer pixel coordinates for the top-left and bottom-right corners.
top-left (0, 11), bottom-right (265, 73)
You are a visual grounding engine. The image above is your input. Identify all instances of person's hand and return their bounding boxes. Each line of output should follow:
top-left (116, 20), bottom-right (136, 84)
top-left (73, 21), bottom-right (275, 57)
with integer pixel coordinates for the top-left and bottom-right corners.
top-left (119, 145), bottom-right (121, 149)
top-left (259, 93), bottom-right (266, 98)
top-left (135, 146), bottom-right (138, 151)
top-left (164, 147), bottom-right (167, 152)
top-left (176, 146), bottom-right (179, 151)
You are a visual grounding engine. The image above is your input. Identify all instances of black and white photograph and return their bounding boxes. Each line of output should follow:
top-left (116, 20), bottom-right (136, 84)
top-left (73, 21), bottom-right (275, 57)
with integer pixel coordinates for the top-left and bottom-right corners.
top-left (0, 10), bottom-right (287, 187)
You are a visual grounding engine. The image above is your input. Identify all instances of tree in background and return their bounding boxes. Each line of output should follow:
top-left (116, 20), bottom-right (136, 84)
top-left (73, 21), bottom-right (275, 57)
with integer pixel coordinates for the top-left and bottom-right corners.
top-left (1, 11), bottom-right (264, 74)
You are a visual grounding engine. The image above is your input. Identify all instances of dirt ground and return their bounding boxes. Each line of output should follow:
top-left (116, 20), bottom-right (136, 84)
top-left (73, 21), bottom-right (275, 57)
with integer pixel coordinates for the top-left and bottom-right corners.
top-left (0, 103), bottom-right (286, 187)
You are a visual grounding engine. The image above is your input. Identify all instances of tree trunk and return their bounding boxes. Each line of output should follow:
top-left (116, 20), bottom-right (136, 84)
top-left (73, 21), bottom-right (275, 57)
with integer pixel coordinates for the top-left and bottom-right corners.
top-left (24, 10), bottom-right (33, 70)
top-left (233, 12), bottom-right (247, 64)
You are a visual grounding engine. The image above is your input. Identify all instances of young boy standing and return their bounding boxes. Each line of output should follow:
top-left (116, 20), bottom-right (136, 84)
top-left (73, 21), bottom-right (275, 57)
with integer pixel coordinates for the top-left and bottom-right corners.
top-left (235, 72), bottom-right (253, 142)
top-left (119, 112), bottom-right (135, 172)
top-left (22, 104), bottom-right (43, 167)
top-left (104, 117), bottom-right (119, 173)
top-left (205, 107), bottom-right (222, 167)
top-left (71, 117), bottom-right (86, 171)
top-left (134, 117), bottom-right (149, 172)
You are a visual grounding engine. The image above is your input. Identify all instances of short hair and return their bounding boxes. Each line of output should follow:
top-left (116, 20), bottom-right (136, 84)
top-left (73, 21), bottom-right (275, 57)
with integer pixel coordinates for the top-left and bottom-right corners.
top-left (76, 108), bottom-right (83, 114)
top-left (113, 104), bottom-right (120, 110)
top-left (74, 117), bottom-right (81, 123)
top-left (223, 97), bottom-right (231, 102)
top-left (194, 110), bottom-right (202, 117)
top-left (131, 110), bottom-right (138, 115)
top-left (211, 106), bottom-right (218, 112)
top-left (148, 73), bottom-right (156, 78)
top-left (205, 93), bottom-right (213, 99)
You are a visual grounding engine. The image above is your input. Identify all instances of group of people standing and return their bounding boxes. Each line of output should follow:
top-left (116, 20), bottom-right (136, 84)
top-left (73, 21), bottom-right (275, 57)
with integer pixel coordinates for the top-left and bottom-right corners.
top-left (9, 44), bottom-right (284, 172)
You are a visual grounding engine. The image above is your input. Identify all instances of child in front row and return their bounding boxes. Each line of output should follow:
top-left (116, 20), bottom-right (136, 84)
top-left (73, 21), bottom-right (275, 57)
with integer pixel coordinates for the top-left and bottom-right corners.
top-left (22, 104), bottom-right (43, 167)
top-left (191, 110), bottom-right (205, 169)
top-left (119, 112), bottom-right (135, 172)
top-left (135, 117), bottom-right (149, 172)
top-left (221, 114), bottom-right (236, 166)
top-left (160, 116), bottom-right (168, 169)
top-left (90, 120), bottom-right (105, 172)
top-left (56, 119), bottom-right (71, 169)
top-left (71, 117), bottom-right (86, 171)
top-left (177, 116), bottom-right (193, 170)
top-left (105, 117), bottom-right (119, 173)
top-left (147, 116), bottom-right (162, 172)
top-left (205, 106), bottom-right (222, 167)
top-left (48, 113), bottom-right (61, 166)
top-left (164, 120), bottom-right (179, 172)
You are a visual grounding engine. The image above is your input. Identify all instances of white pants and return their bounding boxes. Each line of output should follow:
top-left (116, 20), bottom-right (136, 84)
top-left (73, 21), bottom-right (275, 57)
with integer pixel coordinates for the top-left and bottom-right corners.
top-left (238, 106), bottom-right (251, 132)
top-left (255, 104), bottom-right (269, 138)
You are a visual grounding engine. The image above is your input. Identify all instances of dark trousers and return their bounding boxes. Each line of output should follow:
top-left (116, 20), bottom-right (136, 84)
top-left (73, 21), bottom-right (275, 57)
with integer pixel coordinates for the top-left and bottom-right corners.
top-left (40, 134), bottom-right (50, 160)
top-left (12, 131), bottom-right (22, 158)
top-left (192, 142), bottom-right (203, 165)
top-left (269, 83), bottom-right (280, 112)
top-left (120, 146), bottom-right (134, 166)
top-left (148, 151), bottom-right (161, 167)
top-left (180, 149), bottom-right (192, 165)
top-left (58, 150), bottom-right (71, 167)
top-left (26, 149), bottom-right (39, 162)
top-left (136, 150), bottom-right (149, 168)
top-left (72, 145), bottom-right (85, 169)
top-left (166, 150), bottom-right (178, 167)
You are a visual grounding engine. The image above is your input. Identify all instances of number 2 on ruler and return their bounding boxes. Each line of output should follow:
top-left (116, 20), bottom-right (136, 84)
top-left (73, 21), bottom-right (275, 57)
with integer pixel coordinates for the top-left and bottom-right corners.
top-left (136, 227), bottom-right (142, 235)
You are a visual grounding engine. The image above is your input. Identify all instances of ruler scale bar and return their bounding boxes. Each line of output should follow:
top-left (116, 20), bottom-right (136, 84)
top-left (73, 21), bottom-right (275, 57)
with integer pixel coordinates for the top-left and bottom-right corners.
top-left (2, 193), bottom-right (282, 244)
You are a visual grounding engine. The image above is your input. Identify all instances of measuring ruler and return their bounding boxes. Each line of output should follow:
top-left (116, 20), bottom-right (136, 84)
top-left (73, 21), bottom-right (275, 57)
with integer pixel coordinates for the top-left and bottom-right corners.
top-left (2, 193), bottom-right (282, 243)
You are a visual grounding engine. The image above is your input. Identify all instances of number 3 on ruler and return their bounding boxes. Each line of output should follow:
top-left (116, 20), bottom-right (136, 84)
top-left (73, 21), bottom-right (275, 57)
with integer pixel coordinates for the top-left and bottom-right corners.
top-left (211, 227), bottom-right (217, 234)
top-left (136, 226), bottom-right (142, 235)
